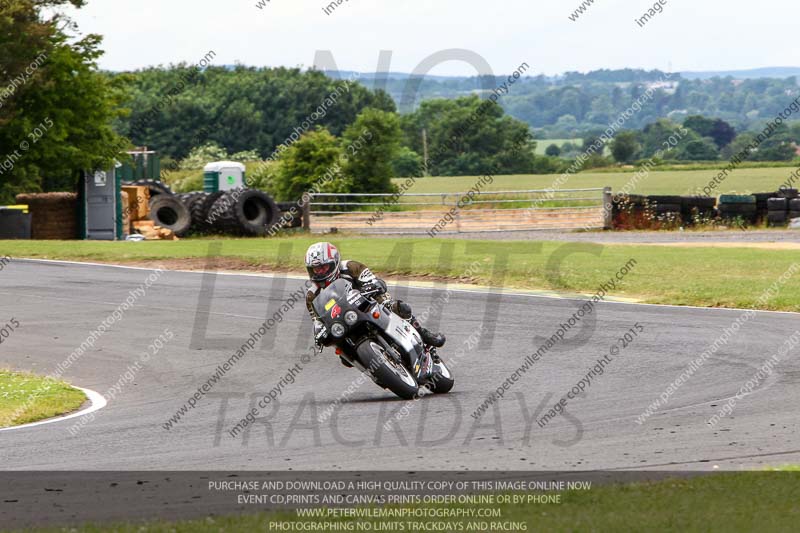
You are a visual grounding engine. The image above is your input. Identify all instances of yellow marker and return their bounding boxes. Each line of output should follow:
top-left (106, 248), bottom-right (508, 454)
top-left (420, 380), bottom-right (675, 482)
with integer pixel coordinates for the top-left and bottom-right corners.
top-left (324, 299), bottom-right (336, 311)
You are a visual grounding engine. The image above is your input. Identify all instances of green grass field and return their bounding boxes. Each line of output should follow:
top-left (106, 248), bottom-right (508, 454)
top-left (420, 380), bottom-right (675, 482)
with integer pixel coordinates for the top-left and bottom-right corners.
top-left (2, 237), bottom-right (797, 311)
top-left (393, 166), bottom-right (798, 196)
top-left (21, 473), bottom-right (800, 532)
top-left (532, 138), bottom-right (582, 155)
top-left (0, 370), bottom-right (86, 427)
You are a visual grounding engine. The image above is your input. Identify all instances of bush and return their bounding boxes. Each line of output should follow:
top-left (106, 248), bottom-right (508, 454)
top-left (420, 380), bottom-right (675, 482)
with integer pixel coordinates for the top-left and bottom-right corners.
top-left (545, 144), bottom-right (562, 157)
top-left (392, 147), bottom-right (424, 177)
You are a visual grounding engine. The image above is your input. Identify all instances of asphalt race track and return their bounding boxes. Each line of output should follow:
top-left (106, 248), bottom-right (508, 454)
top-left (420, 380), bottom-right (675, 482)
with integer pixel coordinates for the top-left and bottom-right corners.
top-left (2, 259), bottom-right (800, 473)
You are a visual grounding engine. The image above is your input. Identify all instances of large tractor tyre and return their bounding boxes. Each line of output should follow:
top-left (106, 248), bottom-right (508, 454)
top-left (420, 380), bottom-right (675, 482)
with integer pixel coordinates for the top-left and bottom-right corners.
top-left (191, 191), bottom-right (226, 232)
top-left (789, 199), bottom-right (800, 211)
top-left (778, 188), bottom-right (799, 199)
top-left (123, 179), bottom-right (174, 198)
top-left (148, 195), bottom-right (192, 237)
top-left (183, 192), bottom-right (208, 214)
top-left (214, 189), bottom-right (280, 236)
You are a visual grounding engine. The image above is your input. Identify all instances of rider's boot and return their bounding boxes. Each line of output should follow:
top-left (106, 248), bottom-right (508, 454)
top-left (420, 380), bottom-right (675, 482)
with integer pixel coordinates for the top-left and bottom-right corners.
top-left (394, 301), bottom-right (446, 348)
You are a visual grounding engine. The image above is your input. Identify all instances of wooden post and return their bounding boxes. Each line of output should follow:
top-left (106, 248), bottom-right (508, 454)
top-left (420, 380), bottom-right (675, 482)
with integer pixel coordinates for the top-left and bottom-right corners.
top-left (603, 187), bottom-right (613, 230)
top-left (302, 195), bottom-right (311, 230)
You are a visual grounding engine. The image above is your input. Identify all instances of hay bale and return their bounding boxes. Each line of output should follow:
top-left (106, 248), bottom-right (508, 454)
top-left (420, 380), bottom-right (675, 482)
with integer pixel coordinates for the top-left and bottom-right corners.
top-left (15, 192), bottom-right (78, 240)
top-left (121, 190), bottom-right (131, 236)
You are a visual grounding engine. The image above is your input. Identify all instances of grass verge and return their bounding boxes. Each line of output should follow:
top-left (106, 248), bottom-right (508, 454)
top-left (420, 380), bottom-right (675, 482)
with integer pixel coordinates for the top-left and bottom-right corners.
top-left (0, 369), bottom-right (86, 428)
top-left (1, 237), bottom-right (798, 312)
top-left (19, 473), bottom-right (800, 532)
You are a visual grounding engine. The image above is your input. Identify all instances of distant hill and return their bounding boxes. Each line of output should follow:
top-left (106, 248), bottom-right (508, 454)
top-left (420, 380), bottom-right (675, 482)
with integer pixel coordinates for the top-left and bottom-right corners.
top-left (679, 67), bottom-right (800, 80)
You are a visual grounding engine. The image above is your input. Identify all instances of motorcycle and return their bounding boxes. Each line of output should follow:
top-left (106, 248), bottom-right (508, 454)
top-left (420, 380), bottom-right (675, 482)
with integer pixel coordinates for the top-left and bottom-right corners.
top-left (313, 278), bottom-right (454, 400)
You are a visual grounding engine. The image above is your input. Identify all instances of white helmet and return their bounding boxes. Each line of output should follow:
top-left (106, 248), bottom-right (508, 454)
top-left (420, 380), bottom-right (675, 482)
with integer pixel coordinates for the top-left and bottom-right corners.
top-left (305, 242), bottom-right (341, 287)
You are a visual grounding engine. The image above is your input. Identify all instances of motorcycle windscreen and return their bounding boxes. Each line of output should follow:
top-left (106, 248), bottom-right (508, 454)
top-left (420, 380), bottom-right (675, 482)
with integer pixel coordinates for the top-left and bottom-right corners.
top-left (312, 278), bottom-right (353, 322)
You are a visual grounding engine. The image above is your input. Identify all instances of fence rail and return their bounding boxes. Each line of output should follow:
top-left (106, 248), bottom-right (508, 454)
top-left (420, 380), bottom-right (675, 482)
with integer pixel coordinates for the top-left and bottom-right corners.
top-left (305, 187), bottom-right (611, 235)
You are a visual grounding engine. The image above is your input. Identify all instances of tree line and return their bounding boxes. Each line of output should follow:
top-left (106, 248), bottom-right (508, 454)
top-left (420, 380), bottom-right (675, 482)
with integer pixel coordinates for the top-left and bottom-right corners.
top-left (2, 1), bottom-right (799, 205)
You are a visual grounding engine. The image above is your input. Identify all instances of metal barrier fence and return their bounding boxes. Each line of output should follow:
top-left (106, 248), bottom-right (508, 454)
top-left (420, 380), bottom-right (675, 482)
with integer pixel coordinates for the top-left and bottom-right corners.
top-left (304, 187), bottom-right (611, 235)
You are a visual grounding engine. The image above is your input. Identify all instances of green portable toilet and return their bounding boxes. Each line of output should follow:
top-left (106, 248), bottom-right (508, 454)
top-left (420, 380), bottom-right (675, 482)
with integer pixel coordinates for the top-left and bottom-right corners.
top-left (203, 161), bottom-right (246, 192)
top-left (118, 148), bottom-right (161, 181)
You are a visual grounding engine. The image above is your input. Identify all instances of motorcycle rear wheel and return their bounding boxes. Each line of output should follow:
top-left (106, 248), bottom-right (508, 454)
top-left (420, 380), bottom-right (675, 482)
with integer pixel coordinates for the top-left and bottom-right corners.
top-left (356, 340), bottom-right (419, 400)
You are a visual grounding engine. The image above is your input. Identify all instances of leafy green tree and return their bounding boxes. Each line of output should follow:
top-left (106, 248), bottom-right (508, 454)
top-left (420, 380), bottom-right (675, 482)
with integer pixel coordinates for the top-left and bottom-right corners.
top-left (639, 119), bottom-right (683, 157)
top-left (678, 138), bottom-right (720, 160)
top-left (342, 108), bottom-right (401, 194)
top-left (684, 115), bottom-right (736, 148)
top-left (610, 131), bottom-right (639, 163)
top-left (273, 128), bottom-right (350, 201)
top-left (115, 66), bottom-right (396, 161)
top-left (721, 132), bottom-right (757, 160)
top-left (545, 144), bottom-right (561, 157)
top-left (752, 124), bottom-right (796, 161)
top-left (391, 147), bottom-right (423, 177)
top-left (0, 0), bottom-right (128, 203)
top-left (709, 119), bottom-right (736, 148)
top-left (179, 142), bottom-right (229, 169)
top-left (400, 96), bottom-right (535, 176)
top-left (683, 115), bottom-right (716, 137)
top-left (582, 133), bottom-right (604, 154)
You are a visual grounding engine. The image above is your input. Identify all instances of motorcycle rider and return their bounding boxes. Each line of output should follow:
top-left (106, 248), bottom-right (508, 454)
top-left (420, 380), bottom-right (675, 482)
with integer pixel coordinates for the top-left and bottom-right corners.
top-left (304, 242), bottom-right (445, 366)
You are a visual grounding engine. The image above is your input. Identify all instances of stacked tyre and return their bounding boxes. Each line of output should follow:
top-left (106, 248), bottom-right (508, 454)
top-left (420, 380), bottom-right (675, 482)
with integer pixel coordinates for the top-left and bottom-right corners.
top-left (648, 195), bottom-right (683, 218)
top-left (767, 189), bottom-right (800, 226)
top-left (681, 196), bottom-right (716, 224)
top-left (208, 188), bottom-right (280, 236)
top-left (782, 189), bottom-right (800, 222)
top-left (717, 194), bottom-right (757, 224)
top-left (767, 198), bottom-right (788, 226)
top-left (753, 192), bottom-right (778, 221)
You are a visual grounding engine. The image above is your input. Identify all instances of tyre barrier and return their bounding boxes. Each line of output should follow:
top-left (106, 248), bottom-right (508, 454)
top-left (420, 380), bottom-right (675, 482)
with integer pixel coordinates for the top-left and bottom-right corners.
top-left (612, 190), bottom-right (798, 229)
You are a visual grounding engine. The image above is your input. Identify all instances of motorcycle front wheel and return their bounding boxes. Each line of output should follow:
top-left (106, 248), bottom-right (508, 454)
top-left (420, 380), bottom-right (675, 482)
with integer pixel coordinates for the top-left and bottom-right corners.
top-left (356, 339), bottom-right (419, 400)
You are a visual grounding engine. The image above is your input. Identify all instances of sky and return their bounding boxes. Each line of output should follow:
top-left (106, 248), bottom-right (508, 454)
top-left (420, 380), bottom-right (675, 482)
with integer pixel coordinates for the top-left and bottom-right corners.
top-left (62, 0), bottom-right (798, 76)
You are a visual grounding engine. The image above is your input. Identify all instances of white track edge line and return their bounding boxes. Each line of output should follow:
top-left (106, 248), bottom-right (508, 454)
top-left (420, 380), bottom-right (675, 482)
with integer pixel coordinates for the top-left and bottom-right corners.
top-left (0, 386), bottom-right (107, 432)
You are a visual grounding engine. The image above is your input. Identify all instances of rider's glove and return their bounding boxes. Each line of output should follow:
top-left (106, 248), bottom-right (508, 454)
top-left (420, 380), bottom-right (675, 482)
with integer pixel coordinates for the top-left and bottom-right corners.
top-left (362, 279), bottom-right (387, 296)
top-left (313, 319), bottom-right (328, 347)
